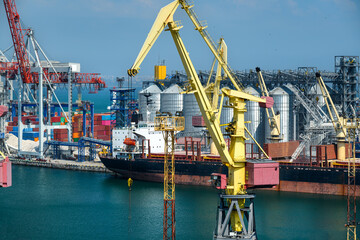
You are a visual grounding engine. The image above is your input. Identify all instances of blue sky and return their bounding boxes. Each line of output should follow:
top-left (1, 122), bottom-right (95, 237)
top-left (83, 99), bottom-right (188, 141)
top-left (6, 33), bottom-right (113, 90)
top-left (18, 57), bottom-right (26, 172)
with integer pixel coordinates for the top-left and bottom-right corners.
top-left (0, 0), bottom-right (359, 83)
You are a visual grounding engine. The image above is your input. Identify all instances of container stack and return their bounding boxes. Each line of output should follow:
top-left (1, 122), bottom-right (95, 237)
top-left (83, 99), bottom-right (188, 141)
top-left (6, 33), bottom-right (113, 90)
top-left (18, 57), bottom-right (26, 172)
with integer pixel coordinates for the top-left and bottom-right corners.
top-left (6, 116), bottom-right (40, 141)
top-left (52, 116), bottom-right (69, 142)
top-left (71, 114), bottom-right (87, 142)
top-left (92, 114), bottom-right (112, 141)
top-left (6, 113), bottom-right (114, 142)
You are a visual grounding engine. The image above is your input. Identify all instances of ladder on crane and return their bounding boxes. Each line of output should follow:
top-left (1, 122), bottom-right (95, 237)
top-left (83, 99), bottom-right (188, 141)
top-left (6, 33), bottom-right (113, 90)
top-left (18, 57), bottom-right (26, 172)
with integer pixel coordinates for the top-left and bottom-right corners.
top-left (155, 115), bottom-right (184, 240)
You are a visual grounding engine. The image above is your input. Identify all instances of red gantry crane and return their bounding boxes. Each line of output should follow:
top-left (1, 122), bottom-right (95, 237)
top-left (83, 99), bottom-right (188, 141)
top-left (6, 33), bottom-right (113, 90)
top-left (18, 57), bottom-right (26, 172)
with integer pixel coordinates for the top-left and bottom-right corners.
top-left (3, 0), bottom-right (107, 89)
top-left (3, 0), bottom-right (32, 84)
top-left (2, 0), bottom-right (107, 158)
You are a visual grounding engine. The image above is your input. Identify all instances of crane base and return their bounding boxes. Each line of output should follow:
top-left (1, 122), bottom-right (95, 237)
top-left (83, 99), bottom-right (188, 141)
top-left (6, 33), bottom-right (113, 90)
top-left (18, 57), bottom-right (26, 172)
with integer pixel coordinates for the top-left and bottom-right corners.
top-left (0, 157), bottom-right (12, 187)
top-left (213, 194), bottom-right (257, 240)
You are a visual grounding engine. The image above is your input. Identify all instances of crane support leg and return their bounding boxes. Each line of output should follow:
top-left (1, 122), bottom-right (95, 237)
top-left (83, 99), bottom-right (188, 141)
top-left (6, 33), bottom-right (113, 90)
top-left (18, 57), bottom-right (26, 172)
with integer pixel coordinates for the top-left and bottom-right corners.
top-left (214, 195), bottom-right (256, 240)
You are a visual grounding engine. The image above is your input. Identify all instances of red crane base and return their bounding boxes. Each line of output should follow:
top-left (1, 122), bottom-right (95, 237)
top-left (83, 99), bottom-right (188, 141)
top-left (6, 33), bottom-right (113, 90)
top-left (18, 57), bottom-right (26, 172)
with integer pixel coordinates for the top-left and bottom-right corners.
top-left (0, 157), bottom-right (12, 187)
top-left (163, 199), bottom-right (175, 240)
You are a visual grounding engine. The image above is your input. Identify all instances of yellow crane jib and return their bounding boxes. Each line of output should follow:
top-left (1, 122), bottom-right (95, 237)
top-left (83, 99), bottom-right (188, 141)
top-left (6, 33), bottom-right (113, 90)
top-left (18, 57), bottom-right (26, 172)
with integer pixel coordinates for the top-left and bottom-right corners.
top-left (255, 67), bottom-right (282, 142)
top-left (316, 72), bottom-right (348, 161)
top-left (128, 0), bottom-right (180, 77)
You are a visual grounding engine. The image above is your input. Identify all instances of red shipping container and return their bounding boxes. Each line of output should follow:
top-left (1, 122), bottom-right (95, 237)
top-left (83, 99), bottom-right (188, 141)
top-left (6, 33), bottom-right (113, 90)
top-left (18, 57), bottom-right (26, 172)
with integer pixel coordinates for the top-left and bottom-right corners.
top-left (93, 125), bottom-right (105, 131)
top-left (192, 116), bottom-right (206, 127)
top-left (263, 141), bottom-right (299, 159)
top-left (51, 116), bottom-right (61, 122)
top-left (54, 129), bottom-right (68, 134)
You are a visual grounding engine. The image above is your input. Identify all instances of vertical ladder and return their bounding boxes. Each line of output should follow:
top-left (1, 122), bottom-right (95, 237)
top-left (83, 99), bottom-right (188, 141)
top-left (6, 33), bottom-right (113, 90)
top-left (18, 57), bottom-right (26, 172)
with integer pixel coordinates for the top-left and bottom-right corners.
top-left (155, 115), bottom-right (184, 240)
top-left (347, 129), bottom-right (357, 240)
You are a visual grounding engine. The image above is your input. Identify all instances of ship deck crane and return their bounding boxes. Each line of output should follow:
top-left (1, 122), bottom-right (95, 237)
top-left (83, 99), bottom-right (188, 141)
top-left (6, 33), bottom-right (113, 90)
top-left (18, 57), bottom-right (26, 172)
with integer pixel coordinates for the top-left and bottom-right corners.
top-left (316, 72), bottom-right (348, 160)
top-left (256, 67), bottom-right (282, 143)
top-left (128, 1), bottom-right (277, 239)
top-left (316, 72), bottom-right (358, 240)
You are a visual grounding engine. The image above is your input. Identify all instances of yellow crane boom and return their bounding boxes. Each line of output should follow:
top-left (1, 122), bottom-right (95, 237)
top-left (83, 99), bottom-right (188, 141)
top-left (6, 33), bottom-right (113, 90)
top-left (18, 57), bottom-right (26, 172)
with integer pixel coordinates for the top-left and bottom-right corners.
top-left (255, 67), bottom-right (282, 142)
top-left (128, 2), bottom-right (276, 239)
top-left (316, 72), bottom-right (347, 160)
top-left (127, 1), bottom-right (180, 77)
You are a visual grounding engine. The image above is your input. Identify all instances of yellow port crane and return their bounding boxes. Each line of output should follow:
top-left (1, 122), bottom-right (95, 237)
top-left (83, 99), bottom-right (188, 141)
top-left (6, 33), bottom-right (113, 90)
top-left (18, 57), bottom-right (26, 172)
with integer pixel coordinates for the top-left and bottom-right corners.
top-left (315, 72), bottom-right (358, 240)
top-left (256, 67), bottom-right (282, 143)
top-left (128, 1), bottom-right (276, 239)
top-left (316, 72), bottom-right (348, 160)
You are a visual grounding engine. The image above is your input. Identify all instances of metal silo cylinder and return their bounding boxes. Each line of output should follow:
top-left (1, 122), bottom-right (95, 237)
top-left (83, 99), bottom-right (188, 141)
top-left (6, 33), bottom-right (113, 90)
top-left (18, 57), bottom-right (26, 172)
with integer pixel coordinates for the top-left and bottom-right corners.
top-left (160, 84), bottom-right (183, 116)
top-left (183, 93), bottom-right (202, 133)
top-left (265, 87), bottom-right (292, 143)
top-left (244, 86), bottom-right (264, 154)
top-left (139, 84), bottom-right (161, 123)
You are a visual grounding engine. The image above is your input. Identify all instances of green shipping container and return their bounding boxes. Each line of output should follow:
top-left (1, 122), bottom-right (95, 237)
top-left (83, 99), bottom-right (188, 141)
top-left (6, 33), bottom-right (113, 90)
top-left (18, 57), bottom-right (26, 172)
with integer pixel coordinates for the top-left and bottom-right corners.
top-left (61, 117), bottom-right (65, 123)
top-left (52, 122), bottom-right (61, 125)
top-left (73, 138), bottom-right (79, 142)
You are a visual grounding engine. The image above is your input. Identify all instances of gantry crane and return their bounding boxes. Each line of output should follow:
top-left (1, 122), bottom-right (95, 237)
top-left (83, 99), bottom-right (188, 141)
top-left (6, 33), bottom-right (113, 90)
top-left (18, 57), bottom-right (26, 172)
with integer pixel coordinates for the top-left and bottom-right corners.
top-left (128, 1), bottom-right (277, 239)
top-left (3, 0), bottom-right (107, 88)
top-left (3, 0), bottom-right (32, 84)
top-left (2, 0), bottom-right (107, 158)
top-left (316, 72), bottom-right (358, 240)
top-left (255, 67), bottom-right (282, 143)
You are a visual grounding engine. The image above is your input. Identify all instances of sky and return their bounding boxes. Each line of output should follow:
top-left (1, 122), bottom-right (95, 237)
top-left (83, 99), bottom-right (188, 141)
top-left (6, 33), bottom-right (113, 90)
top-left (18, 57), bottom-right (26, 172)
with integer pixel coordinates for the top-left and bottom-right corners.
top-left (0, 0), bottom-right (359, 84)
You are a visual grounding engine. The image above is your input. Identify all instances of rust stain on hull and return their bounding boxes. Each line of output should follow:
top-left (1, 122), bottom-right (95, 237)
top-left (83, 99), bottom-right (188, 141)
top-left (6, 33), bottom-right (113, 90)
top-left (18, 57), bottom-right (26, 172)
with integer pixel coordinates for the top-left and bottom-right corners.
top-left (273, 180), bottom-right (360, 196)
top-left (112, 170), bottom-right (357, 196)
top-left (113, 170), bottom-right (212, 186)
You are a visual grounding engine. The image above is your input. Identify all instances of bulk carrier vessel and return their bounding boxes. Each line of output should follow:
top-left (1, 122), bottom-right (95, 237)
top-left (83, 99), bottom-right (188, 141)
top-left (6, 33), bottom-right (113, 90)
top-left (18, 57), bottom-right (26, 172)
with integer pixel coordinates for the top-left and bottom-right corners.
top-left (100, 126), bottom-right (360, 196)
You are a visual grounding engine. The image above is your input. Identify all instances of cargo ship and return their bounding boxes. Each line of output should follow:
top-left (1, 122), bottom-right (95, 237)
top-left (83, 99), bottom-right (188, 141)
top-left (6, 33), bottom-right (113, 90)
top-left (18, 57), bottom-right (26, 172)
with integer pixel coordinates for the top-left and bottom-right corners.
top-left (100, 152), bottom-right (360, 196)
top-left (100, 152), bottom-right (227, 186)
top-left (100, 136), bottom-right (360, 196)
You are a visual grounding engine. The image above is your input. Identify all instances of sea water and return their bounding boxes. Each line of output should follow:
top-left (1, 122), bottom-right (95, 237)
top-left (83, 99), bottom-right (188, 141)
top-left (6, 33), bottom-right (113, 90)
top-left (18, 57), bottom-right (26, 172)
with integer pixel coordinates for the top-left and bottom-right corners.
top-left (0, 165), bottom-right (354, 239)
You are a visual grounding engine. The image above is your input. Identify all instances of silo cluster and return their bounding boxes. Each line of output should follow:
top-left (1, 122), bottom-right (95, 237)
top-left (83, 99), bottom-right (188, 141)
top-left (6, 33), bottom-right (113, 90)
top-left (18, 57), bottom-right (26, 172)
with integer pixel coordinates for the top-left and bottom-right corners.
top-left (138, 83), bottom-right (297, 150)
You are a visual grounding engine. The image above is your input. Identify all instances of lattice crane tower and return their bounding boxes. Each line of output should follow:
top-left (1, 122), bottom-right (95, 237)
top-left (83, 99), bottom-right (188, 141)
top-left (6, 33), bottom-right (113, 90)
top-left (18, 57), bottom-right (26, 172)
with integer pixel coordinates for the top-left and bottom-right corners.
top-left (155, 115), bottom-right (184, 240)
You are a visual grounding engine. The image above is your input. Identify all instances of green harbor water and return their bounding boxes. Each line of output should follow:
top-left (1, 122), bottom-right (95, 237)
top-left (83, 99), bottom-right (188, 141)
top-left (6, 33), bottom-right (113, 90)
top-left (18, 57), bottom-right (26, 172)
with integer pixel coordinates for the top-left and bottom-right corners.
top-left (0, 165), bottom-right (354, 240)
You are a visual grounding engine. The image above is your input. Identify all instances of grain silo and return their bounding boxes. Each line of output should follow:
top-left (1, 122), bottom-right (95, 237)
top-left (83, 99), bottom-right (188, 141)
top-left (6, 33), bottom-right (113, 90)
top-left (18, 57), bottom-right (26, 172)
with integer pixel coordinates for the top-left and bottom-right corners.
top-left (139, 84), bottom-right (161, 123)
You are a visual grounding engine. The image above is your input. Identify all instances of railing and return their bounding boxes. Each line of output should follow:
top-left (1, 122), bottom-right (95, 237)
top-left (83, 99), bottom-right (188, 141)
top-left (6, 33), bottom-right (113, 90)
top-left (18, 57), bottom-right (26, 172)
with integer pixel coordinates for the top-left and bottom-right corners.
top-left (154, 116), bottom-right (185, 131)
